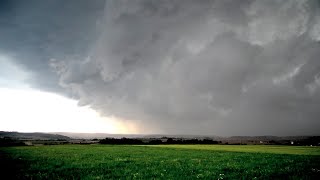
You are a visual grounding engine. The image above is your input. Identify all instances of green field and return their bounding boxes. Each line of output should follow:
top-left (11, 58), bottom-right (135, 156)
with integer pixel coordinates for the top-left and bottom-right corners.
top-left (1, 145), bottom-right (319, 179)
top-left (148, 144), bottom-right (320, 155)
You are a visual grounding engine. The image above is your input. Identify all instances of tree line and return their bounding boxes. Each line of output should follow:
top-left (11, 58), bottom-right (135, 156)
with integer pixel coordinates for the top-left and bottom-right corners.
top-left (99, 137), bottom-right (221, 145)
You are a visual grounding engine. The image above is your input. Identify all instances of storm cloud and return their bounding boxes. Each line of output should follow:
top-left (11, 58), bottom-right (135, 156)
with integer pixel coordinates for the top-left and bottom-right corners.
top-left (1, 0), bottom-right (320, 135)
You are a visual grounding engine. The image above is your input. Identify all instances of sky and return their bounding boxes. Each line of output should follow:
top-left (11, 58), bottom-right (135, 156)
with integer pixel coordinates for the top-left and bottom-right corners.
top-left (0, 0), bottom-right (319, 136)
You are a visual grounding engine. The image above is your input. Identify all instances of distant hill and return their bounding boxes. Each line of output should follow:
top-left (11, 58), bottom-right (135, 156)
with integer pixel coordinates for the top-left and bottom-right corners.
top-left (0, 131), bottom-right (70, 140)
top-left (1, 131), bottom-right (318, 146)
top-left (51, 133), bottom-right (217, 139)
top-left (51, 132), bottom-right (111, 139)
top-left (51, 132), bottom-right (146, 139)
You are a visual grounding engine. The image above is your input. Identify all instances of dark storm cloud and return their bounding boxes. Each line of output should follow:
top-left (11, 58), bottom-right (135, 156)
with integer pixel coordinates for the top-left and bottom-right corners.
top-left (2, 0), bottom-right (320, 135)
top-left (0, 0), bottom-right (105, 92)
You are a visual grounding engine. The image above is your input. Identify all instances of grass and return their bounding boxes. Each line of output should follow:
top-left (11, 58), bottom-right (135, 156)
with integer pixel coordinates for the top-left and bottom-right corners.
top-left (0, 145), bottom-right (319, 179)
top-left (146, 144), bottom-right (320, 155)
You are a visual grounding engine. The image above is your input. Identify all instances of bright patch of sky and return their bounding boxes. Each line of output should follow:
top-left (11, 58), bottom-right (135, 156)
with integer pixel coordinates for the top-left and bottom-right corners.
top-left (0, 55), bottom-right (30, 88)
top-left (0, 87), bottom-right (137, 134)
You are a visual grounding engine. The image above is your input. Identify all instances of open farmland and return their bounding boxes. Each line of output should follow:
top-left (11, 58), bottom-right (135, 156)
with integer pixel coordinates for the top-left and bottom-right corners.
top-left (148, 144), bottom-right (320, 155)
top-left (1, 145), bottom-right (319, 179)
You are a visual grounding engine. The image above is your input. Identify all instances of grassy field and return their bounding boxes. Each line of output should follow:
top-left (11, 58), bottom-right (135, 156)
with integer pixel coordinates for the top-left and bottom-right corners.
top-left (0, 145), bottom-right (319, 179)
top-left (148, 144), bottom-right (320, 155)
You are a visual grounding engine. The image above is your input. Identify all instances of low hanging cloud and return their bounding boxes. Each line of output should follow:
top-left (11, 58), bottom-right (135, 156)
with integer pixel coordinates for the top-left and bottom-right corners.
top-left (49, 0), bottom-right (320, 135)
top-left (2, 0), bottom-right (320, 135)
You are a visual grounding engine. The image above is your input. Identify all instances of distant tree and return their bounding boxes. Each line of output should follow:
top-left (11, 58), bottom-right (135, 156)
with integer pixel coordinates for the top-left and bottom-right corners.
top-left (148, 139), bottom-right (162, 145)
top-left (166, 138), bottom-right (174, 144)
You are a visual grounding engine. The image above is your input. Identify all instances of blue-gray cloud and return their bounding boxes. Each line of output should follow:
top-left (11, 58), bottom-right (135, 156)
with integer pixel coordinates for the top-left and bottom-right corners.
top-left (0, 0), bottom-right (105, 92)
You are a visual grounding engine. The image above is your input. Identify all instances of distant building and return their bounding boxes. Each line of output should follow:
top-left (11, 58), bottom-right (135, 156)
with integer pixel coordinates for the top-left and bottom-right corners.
top-left (24, 141), bottom-right (33, 146)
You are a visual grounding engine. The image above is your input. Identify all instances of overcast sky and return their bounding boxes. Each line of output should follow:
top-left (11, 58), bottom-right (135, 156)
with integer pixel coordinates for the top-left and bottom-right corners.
top-left (1, 0), bottom-right (320, 136)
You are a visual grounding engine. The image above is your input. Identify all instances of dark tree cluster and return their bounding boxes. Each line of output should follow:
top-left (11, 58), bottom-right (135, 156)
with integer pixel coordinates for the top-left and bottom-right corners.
top-left (99, 138), bottom-right (144, 145)
top-left (293, 136), bottom-right (320, 146)
top-left (166, 138), bottom-right (220, 144)
top-left (99, 137), bottom-right (221, 145)
top-left (0, 137), bottom-right (25, 147)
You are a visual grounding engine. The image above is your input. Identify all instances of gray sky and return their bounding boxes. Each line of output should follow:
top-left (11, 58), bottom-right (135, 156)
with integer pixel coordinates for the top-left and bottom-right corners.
top-left (1, 0), bottom-right (320, 136)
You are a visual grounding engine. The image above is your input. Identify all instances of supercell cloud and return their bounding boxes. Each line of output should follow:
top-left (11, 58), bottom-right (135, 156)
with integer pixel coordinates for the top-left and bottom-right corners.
top-left (1, 0), bottom-right (320, 135)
